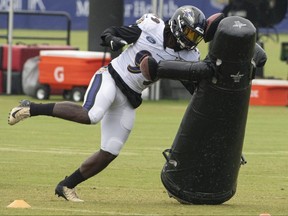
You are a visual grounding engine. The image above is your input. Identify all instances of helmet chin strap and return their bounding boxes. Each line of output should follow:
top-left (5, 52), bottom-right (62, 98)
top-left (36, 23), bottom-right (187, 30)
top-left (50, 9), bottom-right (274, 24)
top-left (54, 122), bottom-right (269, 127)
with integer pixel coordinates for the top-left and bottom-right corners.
top-left (177, 39), bottom-right (186, 49)
top-left (177, 38), bottom-right (196, 50)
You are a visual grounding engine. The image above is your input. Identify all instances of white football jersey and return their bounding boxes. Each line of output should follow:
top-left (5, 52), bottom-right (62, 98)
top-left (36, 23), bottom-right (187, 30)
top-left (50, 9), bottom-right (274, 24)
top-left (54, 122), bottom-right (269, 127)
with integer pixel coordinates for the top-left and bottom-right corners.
top-left (111, 13), bottom-right (200, 94)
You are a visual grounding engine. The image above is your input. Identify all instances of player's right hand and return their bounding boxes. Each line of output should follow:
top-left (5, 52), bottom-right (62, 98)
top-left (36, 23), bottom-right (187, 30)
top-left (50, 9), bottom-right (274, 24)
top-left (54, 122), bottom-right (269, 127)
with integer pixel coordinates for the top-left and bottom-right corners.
top-left (109, 36), bottom-right (127, 51)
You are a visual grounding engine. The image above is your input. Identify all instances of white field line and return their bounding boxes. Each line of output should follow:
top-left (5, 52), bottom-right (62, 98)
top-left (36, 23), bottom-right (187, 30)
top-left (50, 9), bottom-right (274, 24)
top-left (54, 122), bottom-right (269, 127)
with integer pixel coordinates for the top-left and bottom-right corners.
top-left (29, 207), bottom-right (258, 216)
top-left (1, 147), bottom-right (288, 157)
top-left (32, 207), bottom-right (159, 216)
top-left (244, 151), bottom-right (288, 155)
top-left (0, 147), bottom-right (138, 156)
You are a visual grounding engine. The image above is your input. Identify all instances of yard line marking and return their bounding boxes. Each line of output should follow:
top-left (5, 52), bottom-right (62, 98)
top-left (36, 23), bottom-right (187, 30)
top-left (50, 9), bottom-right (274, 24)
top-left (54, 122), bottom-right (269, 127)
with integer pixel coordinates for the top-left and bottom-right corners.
top-left (22, 207), bottom-right (257, 216)
top-left (1, 147), bottom-right (288, 156)
top-left (0, 147), bottom-right (91, 155)
top-left (245, 151), bottom-right (288, 155)
top-left (0, 147), bottom-right (138, 156)
top-left (32, 207), bottom-right (159, 216)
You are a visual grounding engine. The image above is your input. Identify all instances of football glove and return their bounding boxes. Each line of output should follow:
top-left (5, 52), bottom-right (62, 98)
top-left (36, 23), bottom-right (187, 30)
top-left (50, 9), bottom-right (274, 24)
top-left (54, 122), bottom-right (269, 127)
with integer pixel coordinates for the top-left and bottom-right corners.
top-left (108, 36), bottom-right (128, 51)
top-left (204, 13), bottom-right (225, 43)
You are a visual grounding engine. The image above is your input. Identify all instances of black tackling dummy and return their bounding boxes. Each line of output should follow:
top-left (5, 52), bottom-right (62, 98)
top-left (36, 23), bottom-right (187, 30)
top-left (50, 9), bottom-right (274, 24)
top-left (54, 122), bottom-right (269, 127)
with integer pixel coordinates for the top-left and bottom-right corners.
top-left (140, 15), bottom-right (267, 204)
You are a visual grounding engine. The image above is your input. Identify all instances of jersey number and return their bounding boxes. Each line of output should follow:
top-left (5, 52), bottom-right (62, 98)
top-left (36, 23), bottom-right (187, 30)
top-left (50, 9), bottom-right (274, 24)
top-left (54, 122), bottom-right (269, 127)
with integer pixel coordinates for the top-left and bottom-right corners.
top-left (127, 50), bottom-right (152, 74)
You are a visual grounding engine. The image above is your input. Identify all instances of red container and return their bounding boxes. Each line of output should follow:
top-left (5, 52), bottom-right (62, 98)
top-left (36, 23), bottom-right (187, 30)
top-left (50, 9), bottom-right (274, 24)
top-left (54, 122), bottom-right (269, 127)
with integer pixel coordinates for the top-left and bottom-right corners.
top-left (250, 79), bottom-right (288, 106)
top-left (38, 50), bottom-right (111, 90)
top-left (1, 44), bottom-right (78, 71)
top-left (0, 70), bottom-right (3, 93)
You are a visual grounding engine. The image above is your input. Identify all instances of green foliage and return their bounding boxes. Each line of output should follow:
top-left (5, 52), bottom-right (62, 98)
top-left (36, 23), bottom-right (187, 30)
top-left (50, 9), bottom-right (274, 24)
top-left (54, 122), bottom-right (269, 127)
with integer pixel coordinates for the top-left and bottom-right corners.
top-left (0, 96), bottom-right (287, 215)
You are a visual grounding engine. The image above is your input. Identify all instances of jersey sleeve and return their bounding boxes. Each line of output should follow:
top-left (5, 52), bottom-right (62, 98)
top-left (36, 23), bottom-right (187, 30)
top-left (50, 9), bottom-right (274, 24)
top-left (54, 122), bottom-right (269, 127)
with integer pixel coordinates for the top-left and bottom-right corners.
top-left (136, 13), bottom-right (164, 32)
top-left (100, 24), bottom-right (142, 46)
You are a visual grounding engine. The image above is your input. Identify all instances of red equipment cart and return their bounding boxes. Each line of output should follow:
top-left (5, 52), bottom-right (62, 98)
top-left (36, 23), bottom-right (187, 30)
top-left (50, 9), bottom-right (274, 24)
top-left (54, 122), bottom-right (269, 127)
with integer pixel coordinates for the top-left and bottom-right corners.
top-left (38, 50), bottom-right (111, 101)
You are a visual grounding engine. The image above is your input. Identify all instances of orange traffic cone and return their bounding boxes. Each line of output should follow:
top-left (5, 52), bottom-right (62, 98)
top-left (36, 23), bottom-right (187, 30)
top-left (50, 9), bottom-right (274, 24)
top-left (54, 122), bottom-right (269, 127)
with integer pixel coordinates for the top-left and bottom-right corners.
top-left (7, 200), bottom-right (31, 208)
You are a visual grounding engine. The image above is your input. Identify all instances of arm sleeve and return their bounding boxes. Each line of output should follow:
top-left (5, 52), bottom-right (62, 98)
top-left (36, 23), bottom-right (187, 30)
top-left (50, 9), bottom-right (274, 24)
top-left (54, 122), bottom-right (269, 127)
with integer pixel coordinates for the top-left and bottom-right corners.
top-left (156, 59), bottom-right (214, 82)
top-left (100, 24), bottom-right (142, 46)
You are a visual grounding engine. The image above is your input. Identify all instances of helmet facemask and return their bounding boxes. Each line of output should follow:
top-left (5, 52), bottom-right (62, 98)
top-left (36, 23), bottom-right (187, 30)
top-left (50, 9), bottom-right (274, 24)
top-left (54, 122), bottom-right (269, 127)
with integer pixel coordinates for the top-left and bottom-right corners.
top-left (169, 6), bottom-right (206, 50)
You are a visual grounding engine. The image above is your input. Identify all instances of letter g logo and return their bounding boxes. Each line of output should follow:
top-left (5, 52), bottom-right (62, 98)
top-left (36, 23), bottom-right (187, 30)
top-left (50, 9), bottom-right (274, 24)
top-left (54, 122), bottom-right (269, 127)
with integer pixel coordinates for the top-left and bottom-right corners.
top-left (54, 66), bottom-right (64, 82)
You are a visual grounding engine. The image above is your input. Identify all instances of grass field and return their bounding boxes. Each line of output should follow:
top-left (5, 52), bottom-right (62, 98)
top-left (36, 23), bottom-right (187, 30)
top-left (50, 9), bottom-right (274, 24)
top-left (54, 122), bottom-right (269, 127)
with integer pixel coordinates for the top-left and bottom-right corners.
top-left (0, 96), bottom-right (287, 216)
top-left (0, 26), bottom-right (287, 215)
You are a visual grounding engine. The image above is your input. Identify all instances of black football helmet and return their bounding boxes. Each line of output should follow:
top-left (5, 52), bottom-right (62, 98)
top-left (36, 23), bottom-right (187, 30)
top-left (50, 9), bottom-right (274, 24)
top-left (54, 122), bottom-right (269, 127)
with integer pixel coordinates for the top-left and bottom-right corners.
top-left (169, 5), bottom-right (206, 50)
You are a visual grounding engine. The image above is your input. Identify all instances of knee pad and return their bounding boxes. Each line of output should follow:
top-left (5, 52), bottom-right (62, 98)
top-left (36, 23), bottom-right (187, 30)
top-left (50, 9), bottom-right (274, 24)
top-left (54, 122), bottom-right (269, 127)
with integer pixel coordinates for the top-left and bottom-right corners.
top-left (101, 138), bottom-right (124, 156)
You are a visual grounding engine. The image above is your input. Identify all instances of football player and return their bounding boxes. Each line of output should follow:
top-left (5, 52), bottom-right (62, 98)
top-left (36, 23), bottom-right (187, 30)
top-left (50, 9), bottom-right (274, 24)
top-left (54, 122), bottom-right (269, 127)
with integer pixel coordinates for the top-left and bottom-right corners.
top-left (8, 5), bottom-right (211, 202)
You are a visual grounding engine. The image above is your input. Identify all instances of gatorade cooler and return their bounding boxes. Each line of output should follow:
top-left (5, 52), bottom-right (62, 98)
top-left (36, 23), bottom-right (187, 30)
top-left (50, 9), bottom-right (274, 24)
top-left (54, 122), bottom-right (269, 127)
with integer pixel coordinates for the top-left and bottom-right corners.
top-left (250, 79), bottom-right (288, 106)
top-left (1, 44), bottom-right (78, 71)
top-left (38, 50), bottom-right (111, 101)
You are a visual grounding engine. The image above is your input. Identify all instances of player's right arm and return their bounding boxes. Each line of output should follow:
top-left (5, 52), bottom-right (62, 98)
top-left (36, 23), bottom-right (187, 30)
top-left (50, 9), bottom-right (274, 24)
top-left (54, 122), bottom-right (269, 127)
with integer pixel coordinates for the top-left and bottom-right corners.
top-left (100, 13), bottom-right (161, 52)
top-left (100, 24), bottom-right (142, 51)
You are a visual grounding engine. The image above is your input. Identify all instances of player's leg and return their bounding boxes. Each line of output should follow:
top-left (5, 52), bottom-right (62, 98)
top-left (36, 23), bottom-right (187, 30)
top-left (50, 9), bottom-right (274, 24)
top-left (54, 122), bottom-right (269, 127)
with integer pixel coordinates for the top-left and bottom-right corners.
top-left (56, 87), bottom-right (135, 201)
top-left (8, 69), bottom-right (108, 125)
top-left (8, 98), bottom-right (91, 125)
top-left (80, 87), bottom-right (135, 178)
top-left (8, 99), bottom-right (91, 126)
top-left (55, 70), bottom-right (120, 201)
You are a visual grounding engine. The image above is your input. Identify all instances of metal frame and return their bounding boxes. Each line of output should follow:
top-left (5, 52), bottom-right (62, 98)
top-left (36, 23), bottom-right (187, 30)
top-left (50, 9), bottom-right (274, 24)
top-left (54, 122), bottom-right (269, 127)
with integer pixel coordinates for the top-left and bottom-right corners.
top-left (0, 10), bottom-right (71, 45)
top-left (149, 0), bottom-right (163, 101)
top-left (280, 42), bottom-right (288, 62)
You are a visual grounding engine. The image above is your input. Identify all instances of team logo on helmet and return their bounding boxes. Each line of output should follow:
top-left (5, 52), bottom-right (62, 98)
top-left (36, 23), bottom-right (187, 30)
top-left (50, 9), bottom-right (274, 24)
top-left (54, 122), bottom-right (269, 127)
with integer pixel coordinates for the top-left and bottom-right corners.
top-left (182, 8), bottom-right (195, 24)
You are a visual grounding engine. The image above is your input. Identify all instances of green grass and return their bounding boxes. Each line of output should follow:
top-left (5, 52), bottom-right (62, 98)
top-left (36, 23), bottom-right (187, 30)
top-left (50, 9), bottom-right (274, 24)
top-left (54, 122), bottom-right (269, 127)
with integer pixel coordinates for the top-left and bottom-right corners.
top-left (0, 95), bottom-right (287, 215)
top-left (0, 28), bottom-right (287, 215)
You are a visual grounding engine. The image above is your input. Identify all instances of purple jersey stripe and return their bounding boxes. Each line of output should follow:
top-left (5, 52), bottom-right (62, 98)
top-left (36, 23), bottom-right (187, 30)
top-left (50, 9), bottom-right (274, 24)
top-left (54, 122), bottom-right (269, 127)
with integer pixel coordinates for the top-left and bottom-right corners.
top-left (83, 73), bottom-right (102, 110)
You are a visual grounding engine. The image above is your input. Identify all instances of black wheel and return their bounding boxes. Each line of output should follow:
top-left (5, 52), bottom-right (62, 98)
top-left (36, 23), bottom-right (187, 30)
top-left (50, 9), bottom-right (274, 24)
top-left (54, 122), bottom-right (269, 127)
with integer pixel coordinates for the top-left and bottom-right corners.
top-left (35, 85), bottom-right (50, 100)
top-left (62, 90), bottom-right (72, 100)
top-left (71, 87), bottom-right (86, 102)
